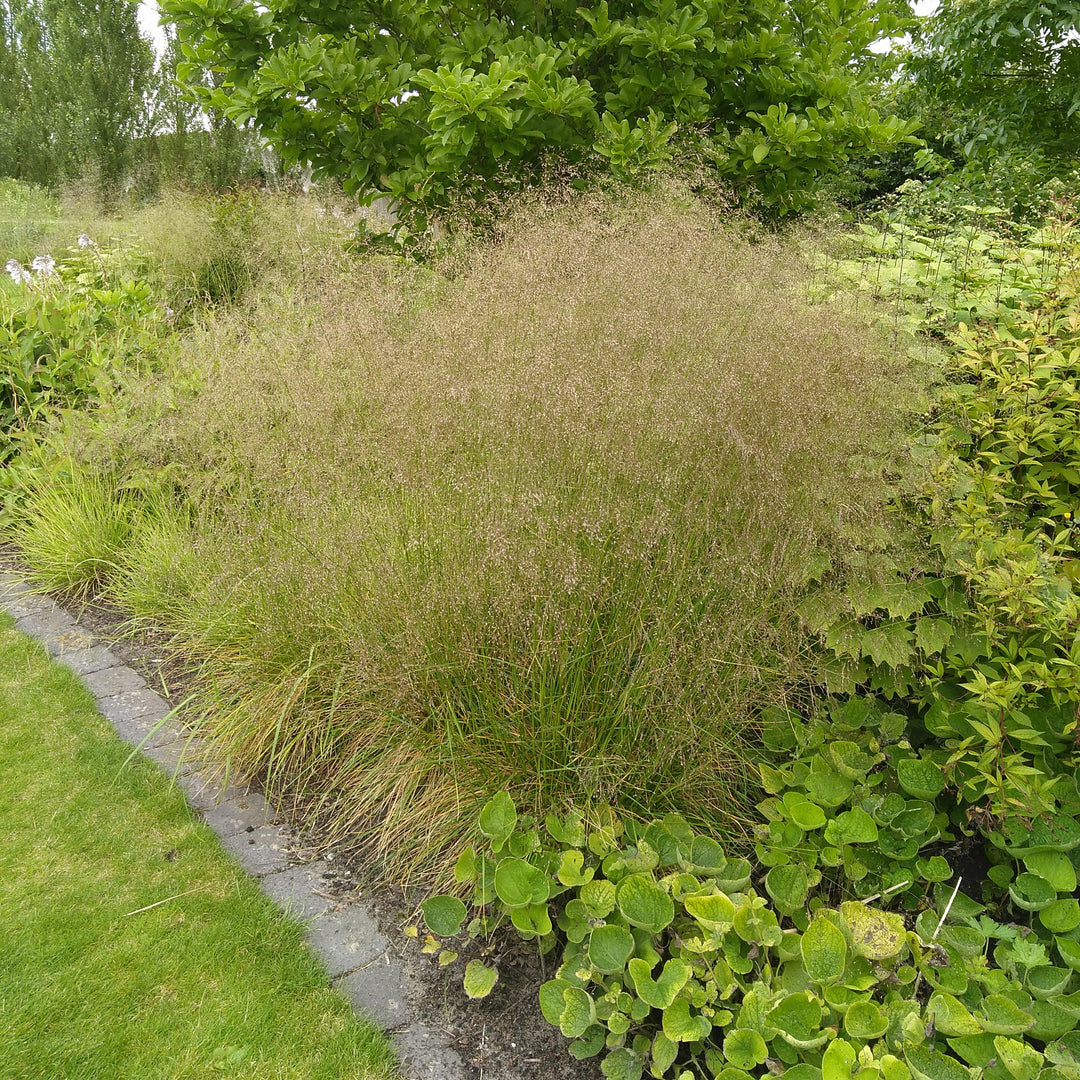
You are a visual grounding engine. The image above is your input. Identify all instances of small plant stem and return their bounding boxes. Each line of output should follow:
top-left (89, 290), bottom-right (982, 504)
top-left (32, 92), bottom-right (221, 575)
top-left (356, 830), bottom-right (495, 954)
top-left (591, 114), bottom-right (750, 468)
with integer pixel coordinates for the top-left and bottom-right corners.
top-left (932, 877), bottom-right (962, 942)
top-left (122, 887), bottom-right (204, 917)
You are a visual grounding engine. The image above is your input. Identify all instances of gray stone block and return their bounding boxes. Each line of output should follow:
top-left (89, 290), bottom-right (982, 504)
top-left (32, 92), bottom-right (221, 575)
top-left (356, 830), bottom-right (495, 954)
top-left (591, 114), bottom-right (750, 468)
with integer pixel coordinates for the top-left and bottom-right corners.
top-left (200, 791), bottom-right (278, 837)
top-left (259, 862), bottom-right (336, 921)
top-left (0, 572), bottom-right (37, 599)
top-left (395, 1023), bottom-right (465, 1080)
top-left (174, 770), bottom-right (250, 810)
top-left (2, 591), bottom-right (53, 620)
top-left (57, 645), bottom-right (123, 676)
top-left (142, 735), bottom-right (203, 777)
top-left (333, 955), bottom-right (413, 1029)
top-left (97, 687), bottom-right (170, 725)
top-left (83, 664), bottom-right (148, 698)
top-left (15, 609), bottom-right (79, 639)
top-left (44, 626), bottom-right (100, 657)
top-left (219, 824), bottom-right (292, 877)
top-left (305, 905), bottom-right (388, 977)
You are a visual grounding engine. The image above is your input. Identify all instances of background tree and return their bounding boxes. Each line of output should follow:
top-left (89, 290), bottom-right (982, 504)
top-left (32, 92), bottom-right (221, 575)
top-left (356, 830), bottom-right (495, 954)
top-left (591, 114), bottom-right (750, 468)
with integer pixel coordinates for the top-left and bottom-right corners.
top-left (162, 0), bottom-right (920, 217)
top-left (904, 0), bottom-right (1080, 161)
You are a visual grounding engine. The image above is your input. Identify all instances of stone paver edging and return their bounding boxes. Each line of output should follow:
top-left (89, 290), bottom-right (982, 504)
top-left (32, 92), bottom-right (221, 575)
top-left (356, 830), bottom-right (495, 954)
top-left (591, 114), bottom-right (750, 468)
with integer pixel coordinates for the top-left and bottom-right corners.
top-left (0, 570), bottom-right (463, 1080)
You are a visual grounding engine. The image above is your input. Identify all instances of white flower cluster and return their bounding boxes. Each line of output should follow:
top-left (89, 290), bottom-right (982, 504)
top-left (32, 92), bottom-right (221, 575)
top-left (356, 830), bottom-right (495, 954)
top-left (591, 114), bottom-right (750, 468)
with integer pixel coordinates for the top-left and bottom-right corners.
top-left (5, 258), bottom-right (32, 285)
top-left (7, 252), bottom-right (58, 284)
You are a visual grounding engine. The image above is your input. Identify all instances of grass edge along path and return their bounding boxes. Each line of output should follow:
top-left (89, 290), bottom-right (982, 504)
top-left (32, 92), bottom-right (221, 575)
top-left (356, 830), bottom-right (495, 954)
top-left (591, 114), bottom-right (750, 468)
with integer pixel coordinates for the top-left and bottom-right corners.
top-left (0, 611), bottom-right (401, 1080)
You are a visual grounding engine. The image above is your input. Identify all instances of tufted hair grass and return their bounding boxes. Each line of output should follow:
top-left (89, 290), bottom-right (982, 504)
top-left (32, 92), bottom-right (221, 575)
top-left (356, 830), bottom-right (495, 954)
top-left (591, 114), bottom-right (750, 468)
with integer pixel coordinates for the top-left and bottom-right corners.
top-left (21, 183), bottom-right (926, 880)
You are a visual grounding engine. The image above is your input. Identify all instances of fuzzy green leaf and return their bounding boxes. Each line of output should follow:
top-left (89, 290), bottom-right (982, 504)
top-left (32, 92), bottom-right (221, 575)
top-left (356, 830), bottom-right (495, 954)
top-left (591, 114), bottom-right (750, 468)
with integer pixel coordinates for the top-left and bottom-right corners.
top-left (841, 901), bottom-right (905, 960)
top-left (588, 924), bottom-right (635, 975)
top-left (615, 874), bottom-right (674, 933)
top-left (421, 894), bottom-right (467, 937)
top-left (478, 791), bottom-right (517, 850)
top-left (801, 915), bottom-right (848, 982)
top-left (463, 959), bottom-right (499, 999)
top-left (723, 1028), bottom-right (768, 1068)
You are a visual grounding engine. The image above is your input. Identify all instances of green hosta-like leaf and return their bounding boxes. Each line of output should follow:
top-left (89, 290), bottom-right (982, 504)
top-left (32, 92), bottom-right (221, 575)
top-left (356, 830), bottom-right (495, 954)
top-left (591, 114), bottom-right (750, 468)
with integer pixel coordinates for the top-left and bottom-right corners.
top-left (560, 986), bottom-right (597, 1038)
top-left (545, 809), bottom-right (586, 848)
top-left (713, 857), bottom-right (753, 893)
top-left (1027, 966), bottom-right (1073, 1000)
top-left (824, 808), bottom-right (878, 847)
top-left (844, 1000), bottom-right (889, 1039)
top-left (580, 878), bottom-right (616, 919)
top-left (804, 764), bottom-right (854, 808)
top-left (463, 959), bottom-right (499, 999)
top-left (557, 849), bottom-right (595, 887)
top-left (1030, 999), bottom-right (1075, 1042)
top-left (978, 994), bottom-right (1035, 1035)
top-left (723, 1028), bottom-right (769, 1069)
top-left (829, 740), bottom-right (879, 780)
top-left (822, 1039), bottom-right (857, 1080)
top-left (510, 902), bottom-right (552, 938)
top-left (769, 992), bottom-right (827, 1048)
top-left (649, 1032), bottom-right (679, 1078)
top-left (588, 924), bottom-right (635, 975)
top-left (421, 894), bottom-right (467, 937)
top-left (558, 898), bottom-right (591, 943)
top-left (494, 858), bottom-right (549, 908)
top-left (1040, 899), bottom-right (1080, 934)
top-left (540, 979), bottom-right (574, 1025)
top-left (1009, 873), bottom-right (1057, 912)
top-left (627, 957), bottom-right (692, 1009)
top-left (601, 1046), bottom-right (644, 1080)
top-left (684, 891), bottom-right (735, 930)
top-left (1057, 937), bottom-right (1080, 973)
top-left (454, 846), bottom-right (477, 883)
top-left (1024, 852), bottom-right (1077, 893)
top-left (992, 1036), bottom-right (1044, 1080)
top-left (928, 992), bottom-right (983, 1036)
top-left (783, 793), bottom-right (827, 830)
top-left (916, 856), bottom-right (953, 883)
top-left (905, 1045), bottom-right (973, 1080)
top-left (615, 874), bottom-right (674, 933)
top-left (897, 757), bottom-right (946, 800)
top-left (478, 791), bottom-right (517, 851)
top-left (687, 835), bottom-right (727, 874)
top-left (766, 864), bottom-right (809, 916)
top-left (841, 902), bottom-right (905, 960)
top-left (569, 1024), bottom-right (606, 1059)
top-left (663, 999), bottom-right (711, 1043)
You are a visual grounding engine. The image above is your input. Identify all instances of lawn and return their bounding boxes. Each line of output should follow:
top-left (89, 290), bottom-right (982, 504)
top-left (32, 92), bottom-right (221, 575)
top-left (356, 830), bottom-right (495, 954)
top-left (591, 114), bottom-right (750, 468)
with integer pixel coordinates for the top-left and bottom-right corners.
top-left (0, 614), bottom-right (399, 1080)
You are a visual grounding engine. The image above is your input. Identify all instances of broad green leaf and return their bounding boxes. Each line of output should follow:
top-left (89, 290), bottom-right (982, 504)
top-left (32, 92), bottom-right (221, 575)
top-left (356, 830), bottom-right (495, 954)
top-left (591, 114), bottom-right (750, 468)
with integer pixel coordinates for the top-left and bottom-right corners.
top-left (801, 915), bottom-right (848, 982)
top-left (1057, 937), bottom-right (1080, 973)
top-left (663, 999), bottom-right (711, 1043)
top-left (723, 1028), bottom-right (768, 1068)
top-left (992, 1036), bottom-right (1043, 1080)
top-left (588, 924), bottom-right (635, 974)
top-left (649, 1032), bottom-right (679, 1078)
top-left (580, 878), bottom-right (616, 919)
top-left (560, 986), bottom-right (596, 1037)
top-left (841, 902), bottom-right (905, 960)
top-left (978, 995), bottom-right (1035, 1035)
top-left (784, 795), bottom-right (827, 831)
top-left (713, 857), bottom-right (753, 893)
top-left (494, 858), bottom-right (549, 908)
top-left (421, 894), bottom-right (467, 937)
top-left (539, 979), bottom-right (573, 1025)
top-left (905, 1045), bottom-right (972, 1080)
top-left (844, 1000), bottom-right (889, 1040)
top-left (454, 846), bottom-right (477, 883)
top-left (823, 1040), bottom-right (857, 1080)
top-left (569, 1024), bottom-right (605, 1059)
top-left (1009, 873), bottom-right (1057, 912)
top-left (766, 864), bottom-right (809, 916)
top-left (1023, 852), bottom-right (1076, 893)
top-left (627, 957), bottom-right (692, 1009)
top-left (928, 992), bottom-right (983, 1036)
top-left (601, 1046), bottom-right (643, 1080)
top-left (1026, 966), bottom-right (1073, 1000)
top-left (915, 616), bottom-right (953, 655)
top-left (463, 959), bottom-right (499, 999)
top-left (769, 992), bottom-right (826, 1048)
top-left (685, 891), bottom-right (735, 929)
top-left (616, 874), bottom-right (674, 933)
top-left (545, 810), bottom-right (586, 848)
top-left (897, 757), bottom-right (946, 800)
top-left (861, 622), bottom-right (914, 668)
top-left (803, 764), bottom-right (854, 808)
top-left (478, 791), bottom-right (516, 850)
top-left (1040, 899), bottom-right (1080, 934)
top-left (824, 808), bottom-right (878, 846)
top-left (510, 902), bottom-right (552, 937)
top-left (557, 849), bottom-right (595, 887)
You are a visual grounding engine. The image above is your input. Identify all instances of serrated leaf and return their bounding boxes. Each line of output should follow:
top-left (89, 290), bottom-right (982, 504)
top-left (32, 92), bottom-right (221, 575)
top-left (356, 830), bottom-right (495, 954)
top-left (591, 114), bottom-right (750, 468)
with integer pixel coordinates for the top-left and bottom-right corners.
top-left (861, 622), bottom-right (915, 669)
top-left (915, 616), bottom-right (953, 654)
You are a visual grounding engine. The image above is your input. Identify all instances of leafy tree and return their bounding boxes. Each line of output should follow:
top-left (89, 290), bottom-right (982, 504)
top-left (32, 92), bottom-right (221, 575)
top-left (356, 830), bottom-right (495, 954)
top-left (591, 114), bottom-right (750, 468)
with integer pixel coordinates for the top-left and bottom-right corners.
top-left (0, 0), bottom-right (157, 192)
top-left (162, 0), bottom-right (920, 216)
top-left (904, 0), bottom-right (1080, 160)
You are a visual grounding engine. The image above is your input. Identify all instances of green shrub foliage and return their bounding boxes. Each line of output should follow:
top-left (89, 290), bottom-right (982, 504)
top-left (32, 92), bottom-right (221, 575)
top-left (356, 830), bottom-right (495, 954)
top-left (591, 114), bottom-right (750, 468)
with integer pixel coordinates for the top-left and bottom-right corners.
top-left (161, 0), bottom-right (919, 217)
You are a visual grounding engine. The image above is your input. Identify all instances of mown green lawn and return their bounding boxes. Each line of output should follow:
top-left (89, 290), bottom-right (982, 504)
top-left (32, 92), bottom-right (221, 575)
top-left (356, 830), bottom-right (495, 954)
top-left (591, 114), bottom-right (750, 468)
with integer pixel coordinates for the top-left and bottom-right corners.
top-left (0, 615), bottom-right (399, 1080)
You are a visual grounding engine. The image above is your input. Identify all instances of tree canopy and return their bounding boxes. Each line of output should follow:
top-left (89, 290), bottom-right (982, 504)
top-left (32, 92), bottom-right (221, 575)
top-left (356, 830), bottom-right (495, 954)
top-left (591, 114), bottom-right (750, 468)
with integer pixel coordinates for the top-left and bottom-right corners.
top-left (162, 0), bottom-right (919, 214)
top-left (905, 0), bottom-right (1080, 161)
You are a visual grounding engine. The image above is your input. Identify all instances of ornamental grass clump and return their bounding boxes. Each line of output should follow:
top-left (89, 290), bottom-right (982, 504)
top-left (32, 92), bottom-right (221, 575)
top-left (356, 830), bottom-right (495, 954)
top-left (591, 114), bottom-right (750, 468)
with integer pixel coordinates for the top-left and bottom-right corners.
top-left (29, 186), bottom-right (927, 879)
